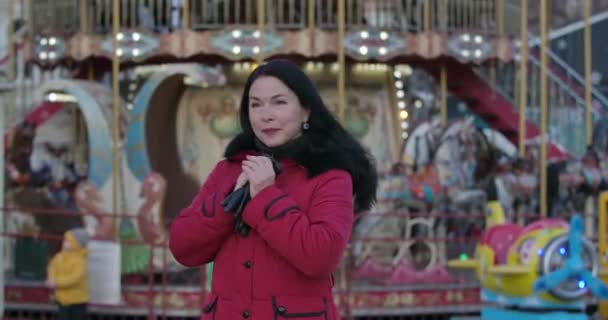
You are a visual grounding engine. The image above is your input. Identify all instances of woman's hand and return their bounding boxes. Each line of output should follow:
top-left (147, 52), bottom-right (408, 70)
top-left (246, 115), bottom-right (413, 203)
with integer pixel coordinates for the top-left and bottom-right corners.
top-left (242, 155), bottom-right (276, 197)
top-left (233, 171), bottom-right (249, 191)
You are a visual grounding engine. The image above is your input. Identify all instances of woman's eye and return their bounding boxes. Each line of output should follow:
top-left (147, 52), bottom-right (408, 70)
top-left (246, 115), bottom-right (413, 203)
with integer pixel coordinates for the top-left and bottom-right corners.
top-left (274, 100), bottom-right (286, 105)
top-left (250, 103), bottom-right (260, 108)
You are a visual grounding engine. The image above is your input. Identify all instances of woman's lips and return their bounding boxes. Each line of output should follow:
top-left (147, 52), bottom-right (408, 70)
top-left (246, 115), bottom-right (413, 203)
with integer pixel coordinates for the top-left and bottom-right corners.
top-left (262, 128), bottom-right (280, 135)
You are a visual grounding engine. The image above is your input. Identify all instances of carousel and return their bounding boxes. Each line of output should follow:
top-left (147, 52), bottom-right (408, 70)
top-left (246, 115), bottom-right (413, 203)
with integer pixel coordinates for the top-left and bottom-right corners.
top-left (3, 0), bottom-right (608, 318)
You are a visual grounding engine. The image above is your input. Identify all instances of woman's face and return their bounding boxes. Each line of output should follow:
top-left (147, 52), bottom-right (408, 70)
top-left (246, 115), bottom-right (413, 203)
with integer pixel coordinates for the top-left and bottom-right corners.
top-left (248, 76), bottom-right (310, 147)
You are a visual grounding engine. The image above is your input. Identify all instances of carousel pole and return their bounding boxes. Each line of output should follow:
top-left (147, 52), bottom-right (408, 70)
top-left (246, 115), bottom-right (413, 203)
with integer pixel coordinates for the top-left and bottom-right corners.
top-left (518, 0), bottom-right (528, 157)
top-left (336, 0), bottom-right (345, 123)
top-left (80, 0), bottom-right (94, 80)
top-left (80, 0), bottom-right (88, 33)
top-left (256, 0), bottom-right (265, 65)
top-left (112, 0), bottom-right (121, 224)
top-left (7, 0), bottom-right (15, 137)
top-left (539, 0), bottom-right (548, 218)
top-left (307, 0), bottom-right (315, 49)
top-left (434, 4), bottom-right (447, 128)
top-left (182, 0), bottom-right (190, 29)
top-left (584, 0), bottom-right (592, 146)
top-left (0, 1), bottom-right (15, 314)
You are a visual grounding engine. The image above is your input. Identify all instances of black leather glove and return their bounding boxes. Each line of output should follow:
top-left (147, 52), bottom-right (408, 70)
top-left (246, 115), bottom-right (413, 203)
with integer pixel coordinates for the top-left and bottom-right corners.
top-left (221, 154), bottom-right (282, 237)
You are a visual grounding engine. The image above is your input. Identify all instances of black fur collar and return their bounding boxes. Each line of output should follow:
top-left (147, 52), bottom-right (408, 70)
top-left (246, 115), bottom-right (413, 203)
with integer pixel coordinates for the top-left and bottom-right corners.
top-left (224, 132), bottom-right (378, 213)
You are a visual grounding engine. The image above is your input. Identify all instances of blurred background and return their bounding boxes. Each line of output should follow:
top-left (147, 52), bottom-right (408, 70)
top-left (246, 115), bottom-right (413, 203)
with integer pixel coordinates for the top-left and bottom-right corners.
top-left (2, 0), bottom-right (608, 319)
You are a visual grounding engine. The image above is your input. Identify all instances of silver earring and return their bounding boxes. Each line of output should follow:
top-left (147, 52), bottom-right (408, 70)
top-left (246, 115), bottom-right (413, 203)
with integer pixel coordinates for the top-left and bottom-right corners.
top-left (302, 122), bottom-right (310, 130)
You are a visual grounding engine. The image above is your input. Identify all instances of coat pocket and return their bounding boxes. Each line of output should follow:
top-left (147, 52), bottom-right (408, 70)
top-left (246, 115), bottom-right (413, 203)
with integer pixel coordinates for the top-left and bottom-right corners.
top-left (272, 296), bottom-right (329, 319)
top-left (202, 293), bottom-right (218, 320)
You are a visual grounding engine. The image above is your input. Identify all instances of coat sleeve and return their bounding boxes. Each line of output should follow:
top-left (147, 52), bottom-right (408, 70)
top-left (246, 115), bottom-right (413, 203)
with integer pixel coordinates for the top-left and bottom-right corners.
top-left (169, 161), bottom-right (236, 267)
top-left (241, 170), bottom-right (353, 279)
top-left (54, 259), bottom-right (86, 289)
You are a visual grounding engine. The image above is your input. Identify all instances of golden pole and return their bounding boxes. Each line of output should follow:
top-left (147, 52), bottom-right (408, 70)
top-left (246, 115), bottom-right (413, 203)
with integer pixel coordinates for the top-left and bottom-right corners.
top-left (518, 0), bottom-right (528, 157)
top-left (7, 0), bottom-right (15, 135)
top-left (423, 0), bottom-right (430, 32)
top-left (27, 0), bottom-right (33, 42)
top-left (539, 0), bottom-right (548, 218)
top-left (336, 0), bottom-right (346, 123)
top-left (438, 0), bottom-right (446, 128)
top-left (112, 0), bottom-right (121, 218)
top-left (80, 0), bottom-right (88, 32)
top-left (182, 0), bottom-right (190, 29)
top-left (256, 0), bottom-right (265, 64)
top-left (8, 0), bottom-right (14, 81)
top-left (440, 66), bottom-right (447, 127)
top-left (497, 0), bottom-right (504, 35)
top-left (584, 0), bottom-right (592, 146)
top-left (308, 0), bottom-right (315, 33)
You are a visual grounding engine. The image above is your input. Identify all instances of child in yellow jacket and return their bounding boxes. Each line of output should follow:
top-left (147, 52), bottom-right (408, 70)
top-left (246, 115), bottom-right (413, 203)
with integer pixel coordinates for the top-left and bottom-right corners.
top-left (46, 228), bottom-right (89, 320)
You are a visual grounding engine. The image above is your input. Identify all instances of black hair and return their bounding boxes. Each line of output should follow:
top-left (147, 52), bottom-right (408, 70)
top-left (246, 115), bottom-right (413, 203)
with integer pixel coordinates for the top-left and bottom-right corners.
top-left (224, 59), bottom-right (378, 212)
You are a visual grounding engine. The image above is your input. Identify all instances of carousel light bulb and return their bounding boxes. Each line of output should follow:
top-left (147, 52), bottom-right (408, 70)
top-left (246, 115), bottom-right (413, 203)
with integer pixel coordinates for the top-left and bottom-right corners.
top-left (360, 31), bottom-right (369, 39)
top-left (401, 122), bottom-right (409, 129)
top-left (402, 132), bottom-right (408, 139)
top-left (232, 46), bottom-right (241, 54)
top-left (48, 52), bottom-right (56, 59)
top-left (461, 50), bottom-right (470, 57)
top-left (399, 110), bottom-right (409, 119)
top-left (578, 281), bottom-right (586, 289)
top-left (253, 46), bottom-right (260, 54)
top-left (396, 90), bottom-right (405, 98)
top-left (380, 31), bottom-right (388, 40)
top-left (132, 48), bottom-right (140, 56)
top-left (48, 93), bottom-right (58, 102)
top-left (398, 101), bottom-right (406, 109)
top-left (379, 47), bottom-right (387, 55)
top-left (414, 100), bottom-right (423, 108)
top-left (116, 33), bottom-right (124, 41)
top-left (39, 52), bottom-right (48, 60)
top-left (116, 48), bottom-right (123, 56)
top-left (395, 81), bottom-right (403, 89)
top-left (461, 33), bottom-right (470, 42)
top-left (243, 62), bottom-right (251, 69)
top-left (40, 38), bottom-right (48, 45)
top-left (331, 63), bottom-right (339, 72)
top-left (403, 65), bottom-right (413, 76)
top-left (49, 37), bottom-right (57, 46)
top-left (232, 30), bottom-right (242, 38)
top-left (253, 30), bottom-right (261, 38)
top-left (474, 49), bottom-right (482, 58)
top-left (474, 35), bottom-right (483, 44)
top-left (359, 46), bottom-right (368, 55)
top-left (394, 70), bottom-right (402, 78)
top-left (132, 32), bottom-right (141, 41)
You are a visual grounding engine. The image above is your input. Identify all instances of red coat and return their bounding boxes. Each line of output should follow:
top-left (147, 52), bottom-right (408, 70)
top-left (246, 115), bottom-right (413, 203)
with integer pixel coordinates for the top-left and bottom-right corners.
top-left (169, 152), bottom-right (353, 320)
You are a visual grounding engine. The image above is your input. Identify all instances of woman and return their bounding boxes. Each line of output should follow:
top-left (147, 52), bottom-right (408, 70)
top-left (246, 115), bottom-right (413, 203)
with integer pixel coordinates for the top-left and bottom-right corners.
top-left (169, 59), bottom-right (377, 319)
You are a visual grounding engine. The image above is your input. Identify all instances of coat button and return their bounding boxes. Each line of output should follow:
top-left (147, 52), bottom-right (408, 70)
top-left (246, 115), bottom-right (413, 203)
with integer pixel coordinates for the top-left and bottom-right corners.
top-left (277, 306), bottom-right (287, 314)
top-left (242, 310), bottom-right (250, 318)
top-left (244, 260), bottom-right (252, 268)
top-left (204, 303), bottom-right (213, 313)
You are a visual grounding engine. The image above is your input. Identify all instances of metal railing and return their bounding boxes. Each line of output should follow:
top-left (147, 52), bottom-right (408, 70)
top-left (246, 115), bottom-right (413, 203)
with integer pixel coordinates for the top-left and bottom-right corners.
top-left (478, 53), bottom-right (605, 157)
top-left (30, 0), bottom-right (504, 35)
top-left (317, 0), bottom-right (497, 33)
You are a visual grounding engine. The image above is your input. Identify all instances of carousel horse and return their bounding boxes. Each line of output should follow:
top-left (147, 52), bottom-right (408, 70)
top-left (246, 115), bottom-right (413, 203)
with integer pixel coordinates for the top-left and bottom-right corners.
top-left (352, 118), bottom-right (499, 284)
